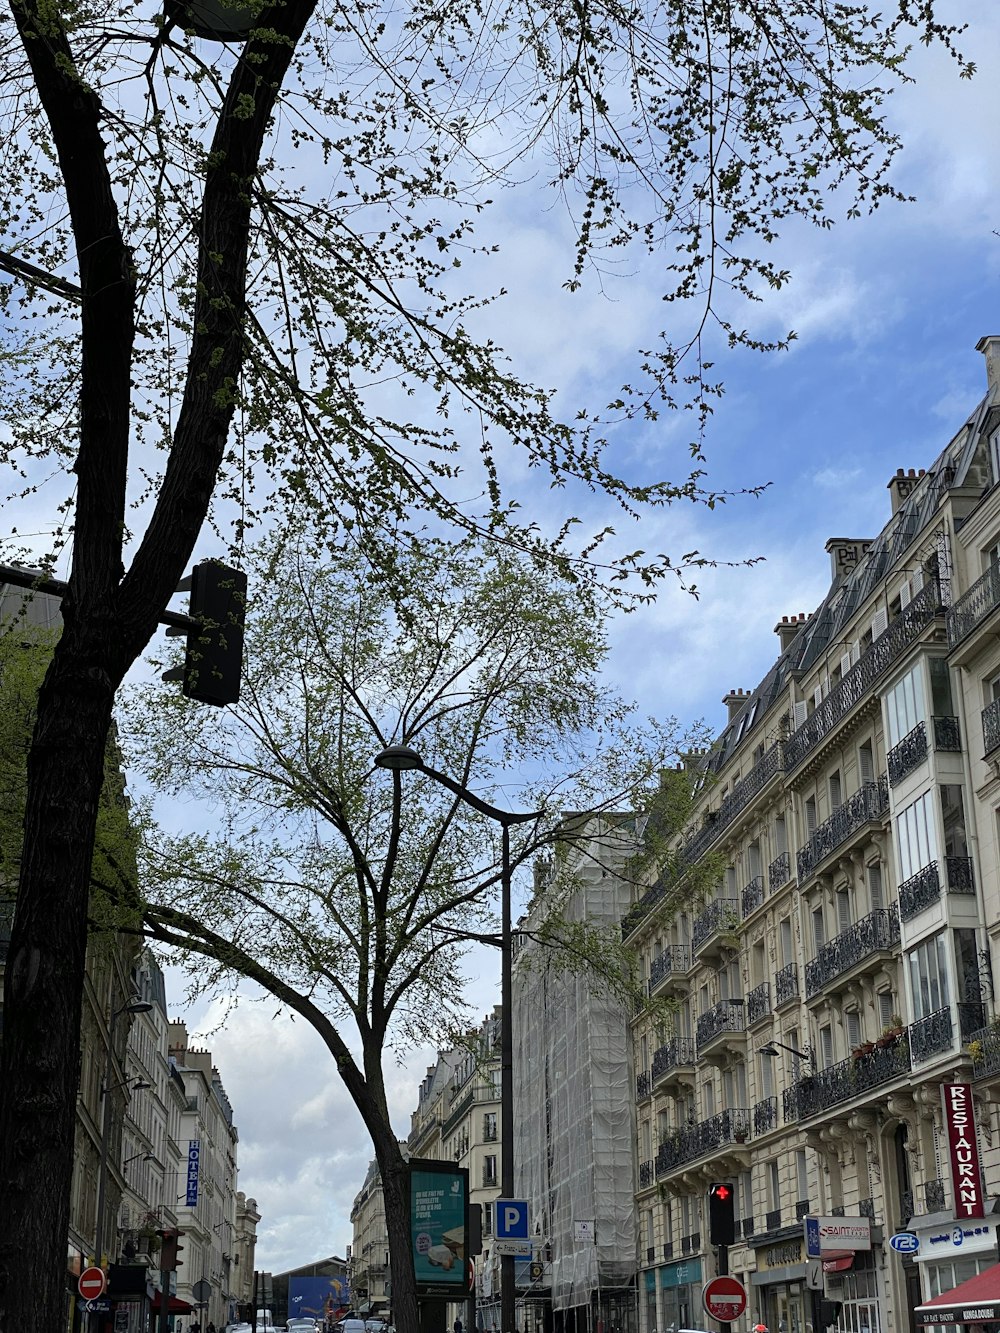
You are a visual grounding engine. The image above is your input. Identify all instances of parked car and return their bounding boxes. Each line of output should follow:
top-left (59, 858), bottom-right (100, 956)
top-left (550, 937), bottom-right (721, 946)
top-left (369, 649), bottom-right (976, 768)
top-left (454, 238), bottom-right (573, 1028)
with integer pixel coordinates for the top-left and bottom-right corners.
top-left (365, 1319), bottom-right (388, 1333)
top-left (287, 1320), bottom-right (320, 1333)
top-left (337, 1318), bottom-right (367, 1333)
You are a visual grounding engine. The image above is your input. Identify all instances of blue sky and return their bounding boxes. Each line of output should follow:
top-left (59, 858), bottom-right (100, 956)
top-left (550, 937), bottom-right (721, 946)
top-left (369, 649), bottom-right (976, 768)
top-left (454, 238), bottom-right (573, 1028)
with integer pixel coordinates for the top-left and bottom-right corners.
top-left (3, 0), bottom-right (999, 1279)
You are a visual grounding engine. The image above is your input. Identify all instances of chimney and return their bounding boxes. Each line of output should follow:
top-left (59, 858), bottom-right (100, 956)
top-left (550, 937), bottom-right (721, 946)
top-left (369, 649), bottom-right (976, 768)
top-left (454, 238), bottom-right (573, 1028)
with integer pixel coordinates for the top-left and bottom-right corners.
top-left (886, 467), bottom-right (925, 515)
top-left (826, 537), bottom-right (873, 583)
top-left (977, 335), bottom-right (1000, 395)
top-left (722, 688), bottom-right (750, 723)
top-left (774, 612), bottom-right (810, 652)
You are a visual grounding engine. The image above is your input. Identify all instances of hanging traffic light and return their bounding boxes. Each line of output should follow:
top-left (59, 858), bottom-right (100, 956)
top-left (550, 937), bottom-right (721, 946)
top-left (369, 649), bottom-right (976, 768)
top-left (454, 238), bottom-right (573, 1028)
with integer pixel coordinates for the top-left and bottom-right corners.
top-left (708, 1181), bottom-right (736, 1246)
top-left (163, 560), bottom-right (247, 706)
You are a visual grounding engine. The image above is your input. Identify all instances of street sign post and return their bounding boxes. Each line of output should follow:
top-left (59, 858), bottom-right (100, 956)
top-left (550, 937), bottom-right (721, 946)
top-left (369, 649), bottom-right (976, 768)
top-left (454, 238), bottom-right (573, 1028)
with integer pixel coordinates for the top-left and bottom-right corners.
top-left (496, 1200), bottom-right (529, 1240)
top-left (79, 1267), bottom-right (107, 1300)
top-left (702, 1276), bottom-right (748, 1323)
top-left (493, 1239), bottom-right (533, 1257)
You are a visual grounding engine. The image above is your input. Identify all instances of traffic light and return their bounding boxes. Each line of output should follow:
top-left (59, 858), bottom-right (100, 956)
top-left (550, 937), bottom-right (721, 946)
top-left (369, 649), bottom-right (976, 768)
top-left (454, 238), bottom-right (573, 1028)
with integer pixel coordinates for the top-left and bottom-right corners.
top-left (158, 1228), bottom-right (184, 1271)
top-left (818, 1300), bottom-right (843, 1330)
top-left (708, 1181), bottom-right (736, 1246)
top-left (163, 560), bottom-right (247, 706)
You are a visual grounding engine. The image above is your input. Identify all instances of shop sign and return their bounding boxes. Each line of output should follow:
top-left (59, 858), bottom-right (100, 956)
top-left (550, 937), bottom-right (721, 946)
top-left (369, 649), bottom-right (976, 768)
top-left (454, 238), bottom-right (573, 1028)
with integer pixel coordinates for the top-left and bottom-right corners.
top-left (186, 1139), bottom-right (201, 1206)
top-left (758, 1240), bottom-right (803, 1269)
top-left (924, 1224), bottom-right (994, 1255)
top-left (804, 1217), bottom-right (871, 1253)
top-left (660, 1259), bottom-right (700, 1289)
top-left (889, 1233), bottom-right (920, 1254)
top-left (942, 1084), bottom-right (985, 1219)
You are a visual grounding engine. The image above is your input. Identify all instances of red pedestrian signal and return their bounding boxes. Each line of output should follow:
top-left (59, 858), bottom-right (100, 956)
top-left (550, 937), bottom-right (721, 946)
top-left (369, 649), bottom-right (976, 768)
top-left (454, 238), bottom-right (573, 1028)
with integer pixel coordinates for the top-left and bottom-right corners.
top-left (708, 1181), bottom-right (736, 1245)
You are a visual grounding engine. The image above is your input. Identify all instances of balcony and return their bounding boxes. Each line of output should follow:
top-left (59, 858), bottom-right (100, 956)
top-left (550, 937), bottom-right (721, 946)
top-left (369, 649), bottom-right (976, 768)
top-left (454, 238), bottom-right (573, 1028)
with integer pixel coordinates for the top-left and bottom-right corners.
top-left (783, 1038), bottom-right (911, 1121)
top-left (924, 1178), bottom-right (947, 1212)
top-left (636, 1069), bottom-right (652, 1101)
top-left (805, 905), bottom-right (900, 999)
top-left (786, 581), bottom-right (940, 771)
top-left (764, 1208), bottom-right (782, 1232)
top-left (742, 875), bottom-right (765, 919)
top-left (859, 1198), bottom-right (876, 1220)
top-left (966, 1023), bottom-right (1000, 1080)
top-left (768, 851), bottom-right (790, 894)
top-left (888, 717), bottom-right (963, 787)
top-left (983, 698), bottom-right (1000, 756)
top-left (649, 945), bottom-right (690, 995)
top-left (747, 982), bottom-right (771, 1026)
top-left (797, 778), bottom-right (889, 882)
top-left (651, 1036), bottom-right (696, 1088)
top-left (696, 1000), bottom-right (745, 1054)
top-left (909, 1005), bottom-right (953, 1062)
top-left (662, 1242), bottom-right (674, 1261)
top-left (654, 1107), bottom-right (751, 1176)
top-left (741, 1217), bottom-right (755, 1239)
top-left (795, 1200), bottom-right (811, 1220)
top-left (959, 1000), bottom-right (987, 1039)
top-left (775, 962), bottom-right (799, 1006)
top-left (752, 1096), bottom-right (778, 1136)
top-left (693, 898), bottom-right (739, 956)
top-left (639, 1160), bottom-right (655, 1189)
top-left (681, 1232), bottom-right (701, 1255)
top-left (677, 744), bottom-right (786, 867)
top-left (948, 562), bottom-right (1000, 647)
top-left (899, 858), bottom-right (975, 922)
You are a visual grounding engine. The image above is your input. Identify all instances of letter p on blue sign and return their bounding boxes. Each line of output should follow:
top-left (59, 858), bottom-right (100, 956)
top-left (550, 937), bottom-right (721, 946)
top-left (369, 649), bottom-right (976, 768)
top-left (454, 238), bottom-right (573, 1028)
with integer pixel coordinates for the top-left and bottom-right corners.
top-left (497, 1200), bottom-right (529, 1239)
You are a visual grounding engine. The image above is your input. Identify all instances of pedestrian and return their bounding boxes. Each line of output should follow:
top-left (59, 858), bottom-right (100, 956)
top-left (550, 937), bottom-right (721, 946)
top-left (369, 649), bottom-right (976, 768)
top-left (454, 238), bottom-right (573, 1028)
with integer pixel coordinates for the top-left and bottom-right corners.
top-left (208, 1323), bottom-right (217, 1333)
top-left (454, 1320), bottom-right (463, 1333)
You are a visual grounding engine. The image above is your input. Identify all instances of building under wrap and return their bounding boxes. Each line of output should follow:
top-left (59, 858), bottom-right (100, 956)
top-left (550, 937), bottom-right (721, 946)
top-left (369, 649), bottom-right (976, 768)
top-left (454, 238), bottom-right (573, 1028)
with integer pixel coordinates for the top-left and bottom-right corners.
top-left (513, 816), bottom-right (639, 1333)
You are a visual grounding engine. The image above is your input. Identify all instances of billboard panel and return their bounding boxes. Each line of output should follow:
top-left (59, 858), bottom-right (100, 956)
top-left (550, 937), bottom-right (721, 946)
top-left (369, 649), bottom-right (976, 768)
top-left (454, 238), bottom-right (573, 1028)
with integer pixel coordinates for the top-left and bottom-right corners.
top-left (409, 1158), bottom-right (469, 1298)
top-left (288, 1276), bottom-right (350, 1323)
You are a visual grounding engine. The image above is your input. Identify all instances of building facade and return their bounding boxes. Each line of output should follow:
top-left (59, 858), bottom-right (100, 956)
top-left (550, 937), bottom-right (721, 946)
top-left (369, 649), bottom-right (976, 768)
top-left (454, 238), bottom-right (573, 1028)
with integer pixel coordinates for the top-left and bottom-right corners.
top-left (626, 337), bottom-right (1000, 1333)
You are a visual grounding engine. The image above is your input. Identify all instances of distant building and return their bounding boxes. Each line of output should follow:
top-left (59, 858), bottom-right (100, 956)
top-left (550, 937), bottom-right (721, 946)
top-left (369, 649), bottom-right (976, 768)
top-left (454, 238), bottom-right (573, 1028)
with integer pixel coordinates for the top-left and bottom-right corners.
top-left (351, 1152), bottom-right (404, 1317)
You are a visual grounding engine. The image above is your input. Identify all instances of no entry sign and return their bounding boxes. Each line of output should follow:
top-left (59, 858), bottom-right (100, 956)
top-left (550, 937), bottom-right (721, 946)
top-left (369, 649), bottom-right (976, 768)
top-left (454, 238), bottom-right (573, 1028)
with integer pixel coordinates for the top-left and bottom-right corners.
top-left (703, 1275), bottom-right (748, 1323)
top-left (78, 1267), bottom-right (107, 1300)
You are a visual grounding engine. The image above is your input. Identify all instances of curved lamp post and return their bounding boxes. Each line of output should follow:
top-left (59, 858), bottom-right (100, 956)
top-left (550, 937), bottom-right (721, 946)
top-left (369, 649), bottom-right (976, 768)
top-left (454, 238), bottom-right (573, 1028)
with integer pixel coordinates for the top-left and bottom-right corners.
top-left (374, 746), bottom-right (543, 1333)
top-left (95, 1000), bottom-right (153, 1267)
top-left (758, 1039), bottom-right (817, 1070)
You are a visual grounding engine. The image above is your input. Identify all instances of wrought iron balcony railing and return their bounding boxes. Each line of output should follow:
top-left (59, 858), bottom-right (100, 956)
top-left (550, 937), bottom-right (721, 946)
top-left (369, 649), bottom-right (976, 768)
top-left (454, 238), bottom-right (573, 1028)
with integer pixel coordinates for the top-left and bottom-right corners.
top-left (786, 581), bottom-right (940, 770)
top-left (636, 1070), bottom-right (651, 1100)
top-left (909, 1005), bottom-right (952, 1062)
top-left (925, 1178), bottom-right (947, 1212)
top-left (681, 1232), bottom-right (701, 1255)
top-left (805, 905), bottom-right (899, 998)
top-left (639, 1160), bottom-right (654, 1189)
top-left (959, 1001), bottom-right (987, 1040)
top-left (693, 898), bottom-right (740, 951)
top-left (797, 777), bottom-right (889, 882)
top-left (677, 744), bottom-right (786, 867)
top-left (696, 999), bottom-right (745, 1049)
top-left (984, 698), bottom-right (1000, 756)
top-left (859, 1198), bottom-right (876, 1220)
top-left (753, 1096), bottom-right (777, 1136)
top-left (654, 1107), bottom-right (751, 1176)
top-left (652, 1036), bottom-right (696, 1082)
top-left (747, 981), bottom-right (771, 1026)
top-left (765, 1209), bottom-right (782, 1232)
top-left (899, 861), bottom-right (941, 921)
top-left (768, 850), bottom-right (790, 893)
top-left (795, 1200), bottom-right (811, 1220)
top-left (784, 1038), bottom-right (911, 1121)
top-left (741, 1217), bottom-right (755, 1239)
top-left (888, 721), bottom-right (928, 786)
top-left (948, 562), bottom-right (1000, 646)
top-left (775, 962), bottom-right (799, 1005)
top-left (934, 714), bottom-right (962, 752)
top-left (649, 945), bottom-right (690, 992)
top-left (947, 855), bottom-right (975, 893)
top-left (662, 1242), bottom-right (674, 1260)
top-left (966, 1023), bottom-right (1000, 1079)
top-left (742, 874), bottom-right (765, 919)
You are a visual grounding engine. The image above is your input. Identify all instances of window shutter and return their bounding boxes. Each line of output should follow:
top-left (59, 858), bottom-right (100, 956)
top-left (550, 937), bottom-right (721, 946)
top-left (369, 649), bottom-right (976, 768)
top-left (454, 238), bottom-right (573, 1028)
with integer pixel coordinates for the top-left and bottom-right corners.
top-left (872, 607), bottom-right (889, 638)
top-left (793, 701), bottom-right (809, 729)
top-left (840, 653), bottom-right (852, 678)
top-left (899, 580), bottom-right (912, 608)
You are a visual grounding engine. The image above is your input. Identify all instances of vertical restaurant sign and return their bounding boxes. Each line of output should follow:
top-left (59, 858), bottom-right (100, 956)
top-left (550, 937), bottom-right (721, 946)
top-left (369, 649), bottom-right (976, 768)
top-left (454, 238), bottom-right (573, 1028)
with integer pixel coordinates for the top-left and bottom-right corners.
top-left (409, 1159), bottom-right (468, 1295)
top-left (186, 1139), bottom-right (201, 1206)
top-left (943, 1084), bottom-right (984, 1218)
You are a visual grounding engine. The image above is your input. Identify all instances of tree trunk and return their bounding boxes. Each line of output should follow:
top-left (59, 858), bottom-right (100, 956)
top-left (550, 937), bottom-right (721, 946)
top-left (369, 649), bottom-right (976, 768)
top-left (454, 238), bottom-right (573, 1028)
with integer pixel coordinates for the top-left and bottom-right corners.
top-left (0, 634), bottom-right (117, 1329)
top-left (370, 1125), bottom-right (419, 1333)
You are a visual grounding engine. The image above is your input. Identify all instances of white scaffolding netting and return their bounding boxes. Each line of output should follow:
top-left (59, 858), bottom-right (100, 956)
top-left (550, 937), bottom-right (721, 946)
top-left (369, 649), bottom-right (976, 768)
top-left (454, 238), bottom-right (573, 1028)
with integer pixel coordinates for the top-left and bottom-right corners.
top-left (514, 826), bottom-right (637, 1313)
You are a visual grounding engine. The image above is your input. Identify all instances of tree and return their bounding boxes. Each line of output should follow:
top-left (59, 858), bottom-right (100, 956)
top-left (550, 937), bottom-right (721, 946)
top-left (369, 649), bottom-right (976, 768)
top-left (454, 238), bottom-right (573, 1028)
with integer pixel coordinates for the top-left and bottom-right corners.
top-left (0, 0), bottom-right (970, 1324)
top-left (120, 534), bottom-right (694, 1330)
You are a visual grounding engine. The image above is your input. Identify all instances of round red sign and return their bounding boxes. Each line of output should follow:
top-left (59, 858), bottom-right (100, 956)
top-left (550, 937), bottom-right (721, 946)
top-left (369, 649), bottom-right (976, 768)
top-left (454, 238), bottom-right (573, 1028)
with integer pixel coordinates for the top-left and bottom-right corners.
top-left (78, 1266), bottom-right (107, 1299)
top-left (702, 1275), bottom-right (748, 1323)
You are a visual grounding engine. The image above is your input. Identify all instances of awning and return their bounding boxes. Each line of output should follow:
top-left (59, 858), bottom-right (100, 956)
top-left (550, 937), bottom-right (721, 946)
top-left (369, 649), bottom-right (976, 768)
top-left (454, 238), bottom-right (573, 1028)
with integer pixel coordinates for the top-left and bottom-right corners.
top-left (916, 1261), bottom-right (1000, 1323)
top-left (149, 1293), bottom-right (194, 1314)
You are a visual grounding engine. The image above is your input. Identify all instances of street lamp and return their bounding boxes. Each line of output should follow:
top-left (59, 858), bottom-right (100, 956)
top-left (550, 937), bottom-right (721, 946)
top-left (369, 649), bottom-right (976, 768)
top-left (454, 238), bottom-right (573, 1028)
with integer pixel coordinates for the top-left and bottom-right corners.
top-left (95, 1000), bottom-right (154, 1267)
top-left (374, 746), bottom-right (543, 1333)
top-left (758, 1039), bottom-right (817, 1070)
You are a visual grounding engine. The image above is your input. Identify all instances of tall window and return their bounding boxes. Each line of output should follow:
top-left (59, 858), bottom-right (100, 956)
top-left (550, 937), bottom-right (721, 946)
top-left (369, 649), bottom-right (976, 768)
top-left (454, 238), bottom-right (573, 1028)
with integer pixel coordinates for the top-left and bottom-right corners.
top-left (908, 933), bottom-right (950, 1019)
top-left (886, 663), bottom-right (925, 747)
top-left (483, 1203), bottom-right (494, 1235)
top-left (484, 1111), bottom-right (497, 1142)
top-left (896, 789), bottom-right (936, 882)
top-left (867, 861), bottom-right (884, 910)
top-left (780, 917), bottom-right (793, 966)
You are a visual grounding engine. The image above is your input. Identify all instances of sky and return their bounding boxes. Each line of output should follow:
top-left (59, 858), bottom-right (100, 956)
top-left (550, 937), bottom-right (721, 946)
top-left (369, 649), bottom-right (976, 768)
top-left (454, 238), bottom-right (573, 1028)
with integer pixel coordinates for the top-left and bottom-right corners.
top-left (3, 0), bottom-right (1000, 1281)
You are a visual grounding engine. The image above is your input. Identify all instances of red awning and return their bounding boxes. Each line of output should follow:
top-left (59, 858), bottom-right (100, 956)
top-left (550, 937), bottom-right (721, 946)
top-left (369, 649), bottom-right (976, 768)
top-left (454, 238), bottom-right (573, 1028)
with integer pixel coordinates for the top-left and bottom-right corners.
top-left (916, 1261), bottom-right (1000, 1324)
top-left (149, 1293), bottom-right (194, 1314)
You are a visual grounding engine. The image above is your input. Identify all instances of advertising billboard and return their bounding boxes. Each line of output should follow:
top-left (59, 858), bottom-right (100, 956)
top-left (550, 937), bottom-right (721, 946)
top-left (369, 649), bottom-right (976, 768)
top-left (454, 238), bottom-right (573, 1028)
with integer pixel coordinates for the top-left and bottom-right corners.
top-left (288, 1276), bottom-right (350, 1324)
top-left (409, 1158), bottom-right (469, 1298)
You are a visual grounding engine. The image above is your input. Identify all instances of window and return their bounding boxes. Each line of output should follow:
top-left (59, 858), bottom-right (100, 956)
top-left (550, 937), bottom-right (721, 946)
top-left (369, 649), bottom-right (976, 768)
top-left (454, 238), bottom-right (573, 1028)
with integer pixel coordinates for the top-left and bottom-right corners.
top-left (846, 1010), bottom-right (862, 1048)
top-left (483, 1203), bottom-right (494, 1235)
top-left (780, 917), bottom-right (793, 966)
top-left (829, 769), bottom-right (842, 810)
top-left (886, 663), bottom-right (925, 747)
top-left (930, 657), bottom-right (954, 716)
top-left (805, 795), bottom-right (817, 835)
top-left (941, 785), bottom-right (969, 858)
top-left (796, 1150), bottom-right (809, 1204)
top-left (483, 1154), bottom-right (498, 1185)
top-left (867, 861), bottom-right (884, 910)
top-left (483, 1112), bottom-right (497, 1142)
top-left (895, 790), bottom-right (936, 882)
top-left (760, 1052), bottom-right (773, 1099)
top-left (877, 991), bottom-right (896, 1030)
top-left (768, 1160), bottom-right (781, 1209)
top-left (908, 933), bottom-right (950, 1019)
top-left (813, 906), bottom-right (825, 951)
top-left (775, 814), bottom-right (787, 855)
top-left (836, 888), bottom-right (852, 933)
top-left (859, 740), bottom-right (875, 785)
top-left (820, 1026), bottom-right (834, 1068)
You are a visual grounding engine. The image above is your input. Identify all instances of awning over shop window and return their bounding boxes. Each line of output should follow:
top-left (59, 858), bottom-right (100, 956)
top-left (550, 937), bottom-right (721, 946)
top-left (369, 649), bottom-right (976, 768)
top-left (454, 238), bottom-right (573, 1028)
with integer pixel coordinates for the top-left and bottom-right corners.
top-left (915, 1260), bottom-right (1000, 1323)
top-left (149, 1293), bottom-right (194, 1314)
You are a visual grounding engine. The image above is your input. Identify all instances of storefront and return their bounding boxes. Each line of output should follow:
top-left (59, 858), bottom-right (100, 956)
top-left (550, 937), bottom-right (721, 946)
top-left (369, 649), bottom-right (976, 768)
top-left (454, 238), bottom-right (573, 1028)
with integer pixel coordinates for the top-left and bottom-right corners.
top-left (751, 1237), bottom-right (810, 1333)
top-left (659, 1257), bottom-right (701, 1331)
top-left (910, 1217), bottom-right (999, 1306)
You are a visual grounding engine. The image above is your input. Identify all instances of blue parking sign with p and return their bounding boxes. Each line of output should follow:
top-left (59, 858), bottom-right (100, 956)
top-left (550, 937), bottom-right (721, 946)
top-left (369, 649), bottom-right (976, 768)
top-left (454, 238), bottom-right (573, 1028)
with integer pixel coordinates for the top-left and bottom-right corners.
top-left (497, 1199), bottom-right (529, 1239)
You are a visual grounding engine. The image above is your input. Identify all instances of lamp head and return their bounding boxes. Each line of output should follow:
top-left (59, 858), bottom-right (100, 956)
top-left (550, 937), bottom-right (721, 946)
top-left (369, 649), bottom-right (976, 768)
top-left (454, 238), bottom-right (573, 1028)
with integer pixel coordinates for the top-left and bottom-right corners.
top-left (121, 1000), bottom-right (154, 1017)
top-left (758, 1043), bottom-right (778, 1058)
top-left (374, 746), bottom-right (423, 772)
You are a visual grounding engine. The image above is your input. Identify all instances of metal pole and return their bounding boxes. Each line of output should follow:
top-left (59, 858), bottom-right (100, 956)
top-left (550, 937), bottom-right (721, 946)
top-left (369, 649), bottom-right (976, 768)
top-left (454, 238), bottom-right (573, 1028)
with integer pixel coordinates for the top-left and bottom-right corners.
top-left (500, 821), bottom-right (515, 1333)
top-left (94, 1011), bottom-right (119, 1268)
